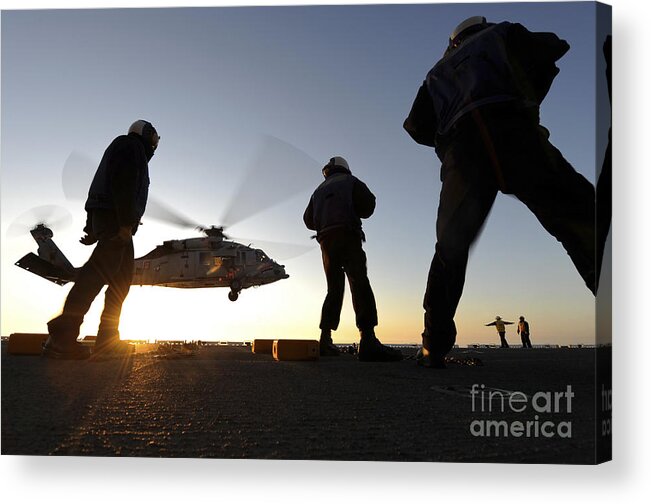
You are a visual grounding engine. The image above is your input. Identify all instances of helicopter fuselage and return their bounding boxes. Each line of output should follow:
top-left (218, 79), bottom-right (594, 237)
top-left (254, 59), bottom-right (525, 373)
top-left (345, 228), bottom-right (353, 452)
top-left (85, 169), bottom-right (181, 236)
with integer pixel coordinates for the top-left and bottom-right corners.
top-left (16, 225), bottom-right (289, 301)
top-left (134, 235), bottom-right (288, 294)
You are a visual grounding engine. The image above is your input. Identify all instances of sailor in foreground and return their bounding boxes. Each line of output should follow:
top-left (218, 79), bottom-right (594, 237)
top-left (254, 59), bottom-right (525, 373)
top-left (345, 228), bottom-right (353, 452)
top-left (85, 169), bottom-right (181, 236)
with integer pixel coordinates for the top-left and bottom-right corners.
top-left (404, 16), bottom-right (596, 368)
top-left (43, 120), bottom-right (160, 360)
top-left (303, 156), bottom-right (402, 361)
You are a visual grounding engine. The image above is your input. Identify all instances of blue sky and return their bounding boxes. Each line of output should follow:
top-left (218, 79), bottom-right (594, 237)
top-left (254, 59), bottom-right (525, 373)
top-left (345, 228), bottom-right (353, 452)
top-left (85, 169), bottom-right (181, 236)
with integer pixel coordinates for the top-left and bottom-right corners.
top-left (1, 2), bottom-right (610, 344)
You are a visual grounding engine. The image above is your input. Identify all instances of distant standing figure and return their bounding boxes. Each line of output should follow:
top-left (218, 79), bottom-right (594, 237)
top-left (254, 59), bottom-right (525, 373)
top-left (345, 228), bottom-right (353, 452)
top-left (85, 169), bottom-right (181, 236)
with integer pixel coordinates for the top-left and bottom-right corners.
top-left (403, 16), bottom-right (596, 368)
top-left (517, 316), bottom-right (533, 348)
top-left (43, 120), bottom-right (160, 360)
top-left (485, 316), bottom-right (513, 348)
top-left (303, 156), bottom-right (402, 362)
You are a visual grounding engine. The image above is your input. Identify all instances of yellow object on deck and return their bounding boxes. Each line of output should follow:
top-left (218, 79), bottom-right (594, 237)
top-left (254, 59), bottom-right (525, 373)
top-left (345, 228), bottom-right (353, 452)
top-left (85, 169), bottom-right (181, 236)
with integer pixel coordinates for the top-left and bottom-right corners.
top-left (252, 339), bottom-right (275, 354)
top-left (272, 339), bottom-right (319, 361)
top-left (7, 333), bottom-right (48, 355)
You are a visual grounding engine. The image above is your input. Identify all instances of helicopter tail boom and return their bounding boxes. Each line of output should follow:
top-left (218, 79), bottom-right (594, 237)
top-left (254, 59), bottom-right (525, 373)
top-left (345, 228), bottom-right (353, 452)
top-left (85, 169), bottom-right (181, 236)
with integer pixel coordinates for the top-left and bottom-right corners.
top-left (15, 252), bottom-right (75, 285)
top-left (14, 225), bottom-right (77, 285)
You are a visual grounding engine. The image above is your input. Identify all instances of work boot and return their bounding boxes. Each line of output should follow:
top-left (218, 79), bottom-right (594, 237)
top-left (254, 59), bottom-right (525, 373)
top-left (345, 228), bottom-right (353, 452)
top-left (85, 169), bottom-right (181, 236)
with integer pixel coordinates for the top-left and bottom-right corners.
top-left (416, 346), bottom-right (446, 369)
top-left (91, 335), bottom-right (135, 360)
top-left (41, 316), bottom-right (90, 360)
top-left (319, 329), bottom-right (340, 356)
top-left (42, 336), bottom-right (91, 360)
top-left (358, 330), bottom-right (403, 362)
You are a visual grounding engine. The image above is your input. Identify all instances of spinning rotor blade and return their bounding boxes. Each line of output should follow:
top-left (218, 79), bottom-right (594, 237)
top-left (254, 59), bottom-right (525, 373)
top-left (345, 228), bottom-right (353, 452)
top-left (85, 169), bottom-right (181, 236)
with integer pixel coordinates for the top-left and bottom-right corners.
top-left (60, 135), bottom-right (322, 234)
top-left (7, 205), bottom-right (73, 237)
top-left (220, 136), bottom-right (321, 228)
top-left (62, 151), bottom-right (203, 229)
top-left (231, 236), bottom-right (315, 261)
top-left (62, 151), bottom-right (96, 201)
top-left (145, 197), bottom-right (205, 229)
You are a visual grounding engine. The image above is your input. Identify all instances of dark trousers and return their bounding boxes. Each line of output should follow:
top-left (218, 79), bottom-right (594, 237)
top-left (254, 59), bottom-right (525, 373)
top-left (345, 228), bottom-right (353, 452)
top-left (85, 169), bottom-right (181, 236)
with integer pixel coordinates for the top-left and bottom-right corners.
top-left (319, 229), bottom-right (378, 333)
top-left (499, 332), bottom-right (509, 348)
top-left (521, 333), bottom-right (533, 348)
top-left (423, 107), bottom-right (596, 357)
top-left (48, 236), bottom-right (134, 345)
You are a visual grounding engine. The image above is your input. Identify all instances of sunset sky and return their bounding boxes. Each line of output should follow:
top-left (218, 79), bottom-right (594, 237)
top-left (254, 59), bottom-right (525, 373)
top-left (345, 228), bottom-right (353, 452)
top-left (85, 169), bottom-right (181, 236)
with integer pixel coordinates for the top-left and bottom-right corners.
top-left (1, 2), bottom-right (610, 345)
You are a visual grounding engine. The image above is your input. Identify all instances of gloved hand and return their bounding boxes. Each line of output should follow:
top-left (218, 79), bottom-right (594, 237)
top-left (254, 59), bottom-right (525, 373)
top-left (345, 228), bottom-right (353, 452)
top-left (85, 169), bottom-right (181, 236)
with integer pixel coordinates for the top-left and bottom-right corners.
top-left (79, 233), bottom-right (97, 245)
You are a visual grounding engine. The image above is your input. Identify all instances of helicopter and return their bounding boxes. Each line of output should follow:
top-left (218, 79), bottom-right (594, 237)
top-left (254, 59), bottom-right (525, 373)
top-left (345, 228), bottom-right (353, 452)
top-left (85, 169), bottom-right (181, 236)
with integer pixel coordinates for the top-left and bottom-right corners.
top-left (11, 136), bottom-right (320, 301)
top-left (15, 221), bottom-right (289, 302)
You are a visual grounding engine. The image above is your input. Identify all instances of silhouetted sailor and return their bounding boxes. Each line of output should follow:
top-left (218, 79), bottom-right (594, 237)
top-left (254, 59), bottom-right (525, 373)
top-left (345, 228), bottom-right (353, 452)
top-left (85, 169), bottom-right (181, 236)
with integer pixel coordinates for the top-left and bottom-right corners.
top-left (517, 316), bottom-right (533, 348)
top-left (43, 120), bottom-right (160, 359)
top-left (404, 16), bottom-right (596, 368)
top-left (303, 156), bottom-right (402, 361)
top-left (485, 316), bottom-right (513, 348)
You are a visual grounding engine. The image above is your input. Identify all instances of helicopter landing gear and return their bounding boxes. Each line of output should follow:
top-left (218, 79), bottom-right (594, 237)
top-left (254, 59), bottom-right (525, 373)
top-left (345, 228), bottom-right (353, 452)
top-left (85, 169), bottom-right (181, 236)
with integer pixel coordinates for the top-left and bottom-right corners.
top-left (228, 281), bottom-right (242, 302)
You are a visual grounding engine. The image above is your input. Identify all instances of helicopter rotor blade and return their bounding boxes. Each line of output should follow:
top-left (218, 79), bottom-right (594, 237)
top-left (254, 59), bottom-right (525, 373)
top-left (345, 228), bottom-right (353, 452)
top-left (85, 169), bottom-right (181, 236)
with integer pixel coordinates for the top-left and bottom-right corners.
top-left (144, 196), bottom-right (205, 229)
top-left (220, 135), bottom-right (321, 228)
top-left (230, 235), bottom-right (316, 261)
top-left (60, 135), bottom-right (322, 233)
top-left (61, 151), bottom-right (204, 229)
top-left (6, 205), bottom-right (73, 238)
top-left (62, 151), bottom-right (96, 201)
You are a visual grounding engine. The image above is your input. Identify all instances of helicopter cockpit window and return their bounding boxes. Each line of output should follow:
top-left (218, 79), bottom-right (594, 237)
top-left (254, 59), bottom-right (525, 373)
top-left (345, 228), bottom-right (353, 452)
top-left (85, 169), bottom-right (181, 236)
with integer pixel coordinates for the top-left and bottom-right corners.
top-left (255, 250), bottom-right (268, 262)
top-left (200, 252), bottom-right (211, 265)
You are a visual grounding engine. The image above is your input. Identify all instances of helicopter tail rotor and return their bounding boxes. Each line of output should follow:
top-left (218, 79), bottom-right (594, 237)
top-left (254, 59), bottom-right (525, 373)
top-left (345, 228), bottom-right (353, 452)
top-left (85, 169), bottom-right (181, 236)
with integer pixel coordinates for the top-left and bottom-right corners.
top-left (6, 205), bottom-right (73, 238)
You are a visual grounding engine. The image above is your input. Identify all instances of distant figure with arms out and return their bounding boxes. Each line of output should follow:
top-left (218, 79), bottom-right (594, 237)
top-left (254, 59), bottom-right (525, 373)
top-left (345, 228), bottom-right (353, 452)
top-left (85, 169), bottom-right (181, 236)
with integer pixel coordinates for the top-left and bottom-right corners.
top-left (517, 315), bottom-right (533, 348)
top-left (485, 316), bottom-right (513, 348)
top-left (303, 156), bottom-right (402, 362)
top-left (43, 120), bottom-right (160, 360)
top-left (403, 16), bottom-right (596, 368)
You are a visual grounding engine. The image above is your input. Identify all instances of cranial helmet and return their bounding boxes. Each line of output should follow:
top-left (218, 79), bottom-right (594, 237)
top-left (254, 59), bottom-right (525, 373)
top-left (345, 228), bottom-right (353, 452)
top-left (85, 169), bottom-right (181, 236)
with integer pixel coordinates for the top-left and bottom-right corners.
top-left (495, 316), bottom-right (502, 320)
top-left (322, 156), bottom-right (351, 178)
top-left (449, 16), bottom-right (488, 45)
top-left (128, 120), bottom-right (160, 152)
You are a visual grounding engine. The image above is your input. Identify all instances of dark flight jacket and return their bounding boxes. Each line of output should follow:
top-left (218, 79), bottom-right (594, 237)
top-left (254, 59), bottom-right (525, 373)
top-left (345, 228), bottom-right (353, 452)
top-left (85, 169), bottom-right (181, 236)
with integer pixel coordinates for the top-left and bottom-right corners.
top-left (404, 21), bottom-right (569, 149)
top-left (303, 172), bottom-right (376, 242)
top-left (85, 133), bottom-right (150, 233)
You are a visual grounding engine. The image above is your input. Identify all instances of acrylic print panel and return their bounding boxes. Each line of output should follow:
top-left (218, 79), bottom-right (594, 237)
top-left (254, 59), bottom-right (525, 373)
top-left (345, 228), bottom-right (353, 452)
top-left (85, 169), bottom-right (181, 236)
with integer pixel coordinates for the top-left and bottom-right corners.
top-left (1, 2), bottom-right (611, 463)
